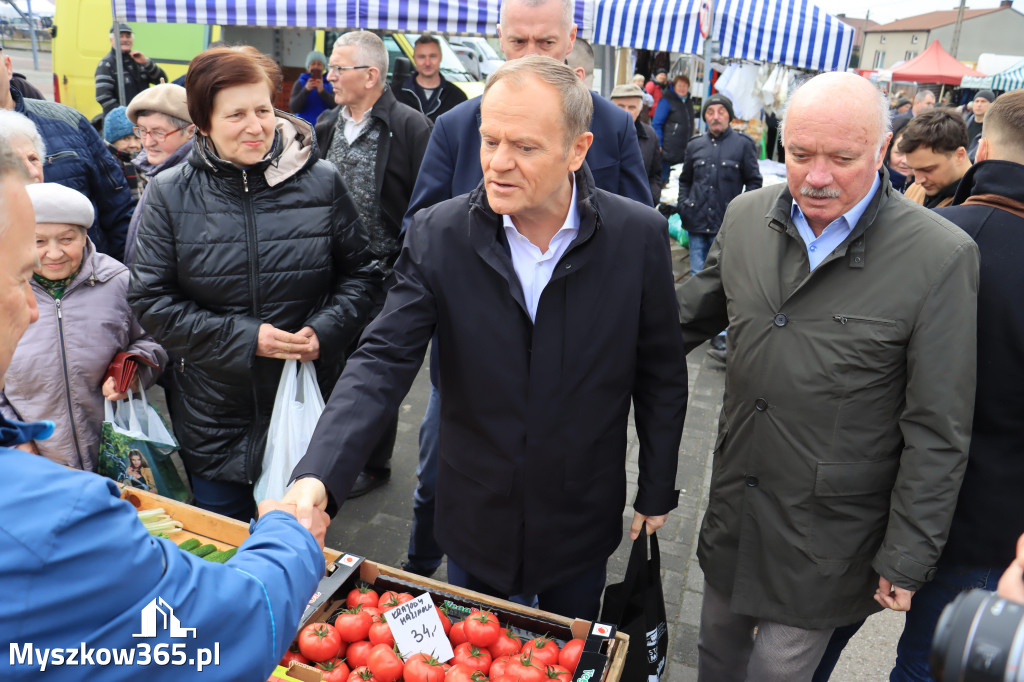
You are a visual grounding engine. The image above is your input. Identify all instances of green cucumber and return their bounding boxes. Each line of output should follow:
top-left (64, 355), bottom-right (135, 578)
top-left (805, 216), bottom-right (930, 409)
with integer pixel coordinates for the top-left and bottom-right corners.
top-left (177, 538), bottom-right (201, 551)
top-left (190, 544), bottom-right (217, 558)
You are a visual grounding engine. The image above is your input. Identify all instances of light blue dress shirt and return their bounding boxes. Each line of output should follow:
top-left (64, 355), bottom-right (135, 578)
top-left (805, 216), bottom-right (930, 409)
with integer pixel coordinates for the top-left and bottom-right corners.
top-left (791, 172), bottom-right (881, 271)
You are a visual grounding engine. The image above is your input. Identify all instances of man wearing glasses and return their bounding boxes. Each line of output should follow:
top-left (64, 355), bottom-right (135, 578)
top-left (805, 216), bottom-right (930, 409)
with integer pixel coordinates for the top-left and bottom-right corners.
top-left (122, 83), bottom-right (195, 265)
top-left (314, 31), bottom-right (433, 496)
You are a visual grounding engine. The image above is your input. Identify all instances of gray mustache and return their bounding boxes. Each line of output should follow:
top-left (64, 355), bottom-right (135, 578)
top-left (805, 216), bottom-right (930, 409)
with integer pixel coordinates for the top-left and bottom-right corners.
top-left (800, 185), bottom-right (841, 199)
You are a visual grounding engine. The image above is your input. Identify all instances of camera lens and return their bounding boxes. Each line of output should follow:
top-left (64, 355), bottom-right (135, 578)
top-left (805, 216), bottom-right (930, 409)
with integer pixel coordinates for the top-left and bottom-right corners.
top-left (930, 589), bottom-right (1024, 681)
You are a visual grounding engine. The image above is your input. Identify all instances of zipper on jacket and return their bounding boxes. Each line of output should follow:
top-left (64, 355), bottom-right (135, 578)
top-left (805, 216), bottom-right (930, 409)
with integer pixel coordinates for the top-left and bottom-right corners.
top-left (241, 183), bottom-right (260, 483)
top-left (54, 298), bottom-right (86, 469)
top-left (242, 169), bottom-right (249, 193)
top-left (833, 314), bottom-right (896, 326)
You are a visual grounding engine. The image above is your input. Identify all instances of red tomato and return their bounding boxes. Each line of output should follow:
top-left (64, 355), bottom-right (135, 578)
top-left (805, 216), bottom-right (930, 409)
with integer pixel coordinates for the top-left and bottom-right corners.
top-left (377, 591), bottom-right (402, 611)
top-left (346, 640), bottom-right (374, 669)
top-left (366, 644), bottom-right (404, 682)
top-left (316, 657), bottom-right (351, 682)
top-left (298, 622), bottom-right (342, 663)
top-left (437, 606), bottom-right (453, 636)
top-left (403, 653), bottom-right (447, 682)
top-left (347, 585), bottom-right (380, 610)
top-left (489, 654), bottom-right (514, 678)
top-left (445, 663), bottom-right (490, 682)
top-left (543, 664), bottom-right (572, 681)
top-left (347, 666), bottom-right (378, 682)
top-left (280, 643), bottom-right (307, 663)
top-left (488, 627), bottom-right (522, 659)
top-left (492, 676), bottom-right (521, 682)
top-left (397, 592), bottom-right (415, 604)
top-left (335, 608), bottom-right (373, 642)
top-left (522, 636), bottom-right (560, 666)
top-left (464, 611), bottom-right (501, 648)
top-left (452, 642), bottom-right (492, 675)
top-left (368, 615), bottom-right (395, 647)
top-left (361, 605), bottom-right (382, 620)
top-left (558, 638), bottom-right (585, 672)
top-left (506, 652), bottom-right (547, 682)
top-left (449, 620), bottom-right (468, 647)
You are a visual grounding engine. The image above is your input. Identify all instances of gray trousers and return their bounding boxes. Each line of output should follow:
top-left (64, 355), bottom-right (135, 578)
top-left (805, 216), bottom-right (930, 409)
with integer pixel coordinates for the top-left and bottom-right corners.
top-left (698, 581), bottom-right (834, 682)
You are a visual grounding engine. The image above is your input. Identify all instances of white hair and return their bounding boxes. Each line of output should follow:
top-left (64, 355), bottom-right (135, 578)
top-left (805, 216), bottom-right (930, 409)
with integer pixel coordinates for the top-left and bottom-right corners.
top-left (332, 31), bottom-right (389, 90)
top-left (0, 110), bottom-right (46, 160)
top-left (780, 73), bottom-right (892, 161)
top-left (499, 0), bottom-right (575, 32)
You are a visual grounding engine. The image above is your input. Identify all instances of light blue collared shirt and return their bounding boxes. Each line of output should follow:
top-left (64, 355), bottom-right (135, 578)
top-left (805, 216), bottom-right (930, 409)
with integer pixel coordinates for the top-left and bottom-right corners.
top-left (791, 172), bottom-right (881, 270)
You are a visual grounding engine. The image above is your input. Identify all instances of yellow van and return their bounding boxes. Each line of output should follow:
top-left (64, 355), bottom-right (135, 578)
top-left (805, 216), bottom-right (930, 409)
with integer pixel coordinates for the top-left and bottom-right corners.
top-left (52, 2), bottom-right (480, 121)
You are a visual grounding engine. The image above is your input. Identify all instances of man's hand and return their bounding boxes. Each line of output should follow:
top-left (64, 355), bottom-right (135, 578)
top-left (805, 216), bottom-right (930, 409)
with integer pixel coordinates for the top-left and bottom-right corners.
top-left (102, 375), bottom-right (140, 402)
top-left (875, 576), bottom-right (915, 611)
top-left (997, 533), bottom-right (1024, 604)
top-left (257, 499), bottom-right (330, 551)
top-left (630, 512), bottom-right (668, 540)
top-left (256, 323), bottom-right (312, 360)
top-left (295, 326), bottom-right (321, 362)
top-left (281, 477), bottom-right (329, 532)
top-left (130, 50), bottom-right (148, 64)
top-left (305, 77), bottom-right (318, 92)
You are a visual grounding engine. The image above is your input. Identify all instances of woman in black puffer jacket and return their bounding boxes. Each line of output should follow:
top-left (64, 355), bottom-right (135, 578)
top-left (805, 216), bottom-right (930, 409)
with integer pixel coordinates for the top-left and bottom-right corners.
top-left (128, 47), bottom-right (384, 520)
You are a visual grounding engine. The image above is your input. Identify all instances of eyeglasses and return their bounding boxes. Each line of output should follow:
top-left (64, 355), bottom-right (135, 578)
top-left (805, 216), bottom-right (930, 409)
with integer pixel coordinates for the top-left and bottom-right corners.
top-left (133, 124), bottom-right (190, 142)
top-left (327, 65), bottom-right (371, 76)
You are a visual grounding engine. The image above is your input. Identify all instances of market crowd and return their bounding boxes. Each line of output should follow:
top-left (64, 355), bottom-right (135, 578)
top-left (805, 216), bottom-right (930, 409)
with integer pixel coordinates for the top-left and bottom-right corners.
top-left (2, 0), bottom-right (1024, 679)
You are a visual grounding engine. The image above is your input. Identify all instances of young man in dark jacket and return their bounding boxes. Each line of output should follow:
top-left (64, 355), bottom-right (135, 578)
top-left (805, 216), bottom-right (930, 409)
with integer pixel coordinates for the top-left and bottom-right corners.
top-left (395, 34), bottom-right (467, 122)
top-left (286, 57), bottom-right (687, 620)
top-left (94, 23), bottom-right (167, 114)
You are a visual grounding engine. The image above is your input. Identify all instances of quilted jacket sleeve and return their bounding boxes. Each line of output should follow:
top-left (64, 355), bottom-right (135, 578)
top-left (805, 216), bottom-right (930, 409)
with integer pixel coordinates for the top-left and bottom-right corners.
top-left (127, 177), bottom-right (263, 380)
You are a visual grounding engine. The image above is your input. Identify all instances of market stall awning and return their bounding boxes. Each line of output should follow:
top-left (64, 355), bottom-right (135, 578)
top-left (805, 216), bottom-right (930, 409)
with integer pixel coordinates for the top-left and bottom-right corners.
top-left (889, 40), bottom-right (983, 86)
top-left (591, 0), bottom-right (854, 71)
top-left (112, 0), bottom-right (591, 35)
top-left (961, 59), bottom-right (1024, 89)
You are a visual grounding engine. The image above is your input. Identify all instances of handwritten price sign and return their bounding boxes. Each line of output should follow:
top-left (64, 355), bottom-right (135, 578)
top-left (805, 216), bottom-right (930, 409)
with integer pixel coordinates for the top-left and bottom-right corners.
top-left (383, 593), bottom-right (455, 662)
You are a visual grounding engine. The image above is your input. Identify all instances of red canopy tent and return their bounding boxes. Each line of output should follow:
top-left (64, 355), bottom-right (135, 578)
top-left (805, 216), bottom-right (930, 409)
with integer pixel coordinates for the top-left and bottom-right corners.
top-left (887, 40), bottom-right (984, 85)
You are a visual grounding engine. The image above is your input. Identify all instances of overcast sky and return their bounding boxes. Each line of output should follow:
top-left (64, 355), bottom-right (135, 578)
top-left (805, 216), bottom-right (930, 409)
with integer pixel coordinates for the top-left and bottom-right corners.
top-left (814, 0), bottom-right (1008, 25)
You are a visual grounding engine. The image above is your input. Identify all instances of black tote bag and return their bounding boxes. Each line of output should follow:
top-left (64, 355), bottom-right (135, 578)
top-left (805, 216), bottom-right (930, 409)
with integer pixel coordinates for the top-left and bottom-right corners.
top-left (599, 532), bottom-right (669, 681)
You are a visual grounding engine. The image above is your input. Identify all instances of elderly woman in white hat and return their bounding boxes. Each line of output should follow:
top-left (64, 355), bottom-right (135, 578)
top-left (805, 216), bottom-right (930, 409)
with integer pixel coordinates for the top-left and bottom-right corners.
top-left (123, 83), bottom-right (195, 264)
top-left (0, 183), bottom-right (166, 471)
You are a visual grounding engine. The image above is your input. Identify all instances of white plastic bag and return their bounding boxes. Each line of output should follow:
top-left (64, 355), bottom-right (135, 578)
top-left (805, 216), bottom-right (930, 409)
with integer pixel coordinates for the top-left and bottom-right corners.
top-left (254, 360), bottom-right (325, 503)
top-left (103, 383), bottom-right (177, 447)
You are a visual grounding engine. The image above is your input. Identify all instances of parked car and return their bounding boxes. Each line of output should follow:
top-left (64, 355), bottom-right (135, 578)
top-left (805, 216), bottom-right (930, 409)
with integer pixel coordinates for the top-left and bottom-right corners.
top-left (448, 36), bottom-right (504, 80)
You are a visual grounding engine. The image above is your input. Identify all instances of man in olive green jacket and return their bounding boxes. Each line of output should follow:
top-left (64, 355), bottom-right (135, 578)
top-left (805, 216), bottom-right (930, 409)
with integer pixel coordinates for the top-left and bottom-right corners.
top-left (678, 72), bottom-right (980, 681)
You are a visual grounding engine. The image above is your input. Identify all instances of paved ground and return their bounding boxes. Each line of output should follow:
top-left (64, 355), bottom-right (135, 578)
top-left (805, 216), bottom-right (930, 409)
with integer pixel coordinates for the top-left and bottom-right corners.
top-left (318, 244), bottom-right (905, 681)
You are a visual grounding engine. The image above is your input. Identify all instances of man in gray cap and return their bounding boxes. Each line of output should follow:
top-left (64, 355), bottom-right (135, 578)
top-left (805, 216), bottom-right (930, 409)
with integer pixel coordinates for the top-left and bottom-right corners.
top-left (95, 23), bottom-right (168, 114)
top-left (610, 83), bottom-right (663, 204)
top-left (677, 92), bottom-right (761, 361)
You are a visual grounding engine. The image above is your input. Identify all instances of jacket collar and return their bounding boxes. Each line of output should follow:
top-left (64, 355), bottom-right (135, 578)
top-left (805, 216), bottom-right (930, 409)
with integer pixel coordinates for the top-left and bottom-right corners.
top-left (707, 125), bottom-right (733, 142)
top-left (368, 87), bottom-right (399, 129)
top-left (767, 166), bottom-right (892, 270)
top-left (951, 159), bottom-right (1024, 206)
top-left (467, 164), bottom-right (601, 317)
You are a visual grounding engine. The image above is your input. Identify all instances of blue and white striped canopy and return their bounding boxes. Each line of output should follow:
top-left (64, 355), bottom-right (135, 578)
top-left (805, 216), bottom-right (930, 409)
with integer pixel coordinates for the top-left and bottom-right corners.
top-left (113, 0), bottom-right (591, 35)
top-left (962, 59), bottom-right (1024, 91)
top-left (592, 0), bottom-right (853, 71)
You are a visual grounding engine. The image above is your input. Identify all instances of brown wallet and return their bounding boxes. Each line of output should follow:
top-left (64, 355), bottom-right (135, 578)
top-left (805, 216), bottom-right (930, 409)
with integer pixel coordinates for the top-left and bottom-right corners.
top-left (104, 352), bottom-right (160, 394)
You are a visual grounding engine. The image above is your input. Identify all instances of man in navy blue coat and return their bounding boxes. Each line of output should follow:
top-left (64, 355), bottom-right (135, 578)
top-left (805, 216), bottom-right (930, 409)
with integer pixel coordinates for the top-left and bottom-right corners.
top-left (286, 57), bottom-right (686, 619)
top-left (373, 0), bottom-right (655, 577)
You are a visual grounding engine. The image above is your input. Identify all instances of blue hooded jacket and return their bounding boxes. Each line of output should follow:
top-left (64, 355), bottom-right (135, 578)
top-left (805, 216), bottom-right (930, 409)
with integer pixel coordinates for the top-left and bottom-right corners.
top-left (0, 413), bottom-right (324, 680)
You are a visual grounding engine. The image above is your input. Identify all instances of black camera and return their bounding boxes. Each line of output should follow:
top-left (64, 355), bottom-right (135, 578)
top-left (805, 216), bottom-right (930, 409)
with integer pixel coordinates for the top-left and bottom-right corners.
top-left (930, 589), bottom-right (1024, 681)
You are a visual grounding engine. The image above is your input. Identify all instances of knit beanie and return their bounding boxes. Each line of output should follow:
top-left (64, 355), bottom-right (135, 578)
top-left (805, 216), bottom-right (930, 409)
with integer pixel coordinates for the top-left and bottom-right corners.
top-left (306, 50), bottom-right (328, 70)
top-left (702, 93), bottom-right (735, 121)
top-left (103, 106), bottom-right (135, 144)
top-left (975, 89), bottom-right (995, 103)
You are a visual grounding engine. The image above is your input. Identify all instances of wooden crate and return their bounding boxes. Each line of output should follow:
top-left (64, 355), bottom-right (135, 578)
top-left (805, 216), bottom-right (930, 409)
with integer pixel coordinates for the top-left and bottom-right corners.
top-left (121, 487), bottom-right (627, 682)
